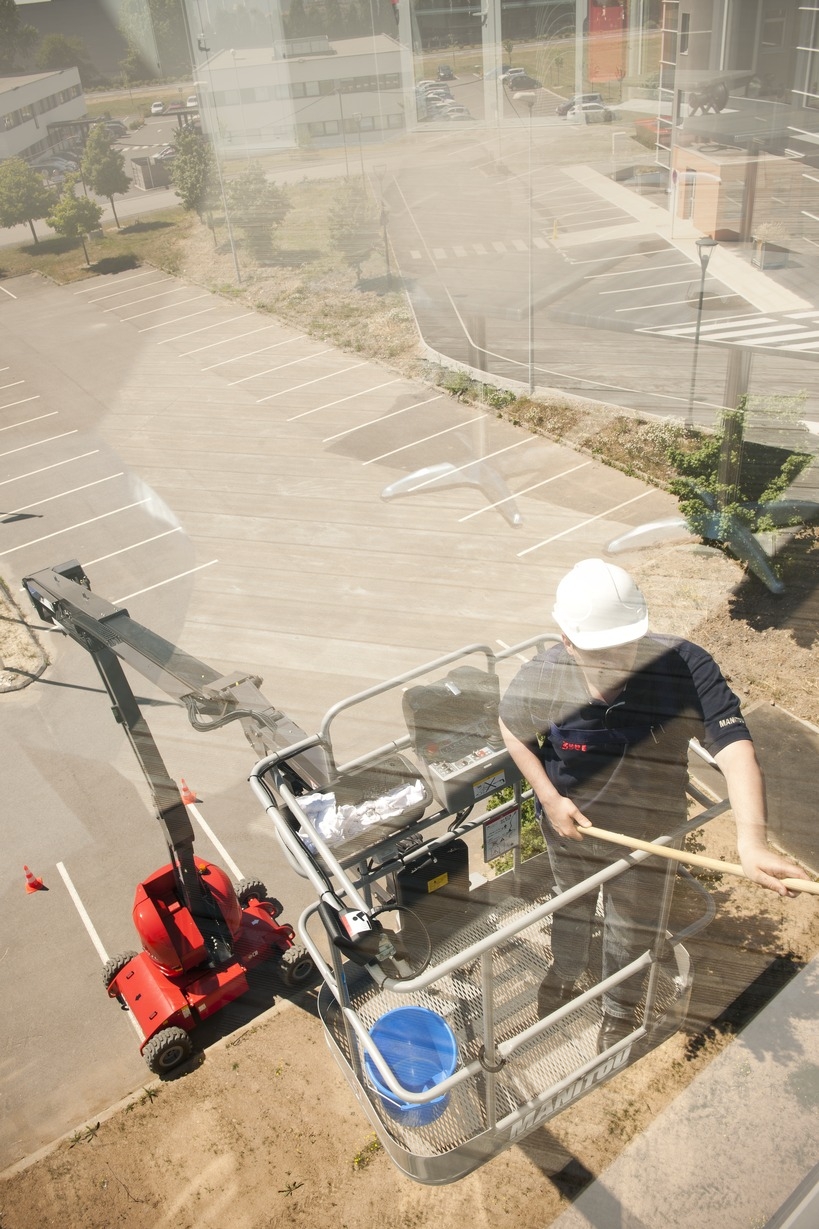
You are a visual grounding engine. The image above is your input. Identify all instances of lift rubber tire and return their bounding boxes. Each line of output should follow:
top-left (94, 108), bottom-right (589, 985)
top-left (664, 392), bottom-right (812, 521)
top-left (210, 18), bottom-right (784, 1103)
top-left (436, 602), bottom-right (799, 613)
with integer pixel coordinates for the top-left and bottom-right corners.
top-left (101, 950), bottom-right (139, 991)
top-left (233, 878), bottom-right (268, 907)
top-left (143, 1027), bottom-right (193, 1075)
top-left (278, 945), bottom-right (315, 987)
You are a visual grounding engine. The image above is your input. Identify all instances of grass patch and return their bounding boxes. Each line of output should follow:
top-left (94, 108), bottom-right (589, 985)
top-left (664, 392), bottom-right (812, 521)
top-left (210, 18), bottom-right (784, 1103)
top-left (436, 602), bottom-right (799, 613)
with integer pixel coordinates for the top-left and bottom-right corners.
top-left (0, 207), bottom-right (195, 284)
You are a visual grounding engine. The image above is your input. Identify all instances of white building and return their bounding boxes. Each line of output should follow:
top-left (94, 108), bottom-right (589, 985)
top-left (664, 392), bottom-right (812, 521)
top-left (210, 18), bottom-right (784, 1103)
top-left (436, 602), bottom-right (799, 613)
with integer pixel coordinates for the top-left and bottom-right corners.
top-left (0, 69), bottom-right (85, 163)
top-left (197, 35), bottom-right (405, 157)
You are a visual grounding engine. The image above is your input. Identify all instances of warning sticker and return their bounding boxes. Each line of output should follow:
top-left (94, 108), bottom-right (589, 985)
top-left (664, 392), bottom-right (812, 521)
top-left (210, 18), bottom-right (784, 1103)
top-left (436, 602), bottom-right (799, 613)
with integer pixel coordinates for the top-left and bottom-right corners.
top-left (427, 872), bottom-right (449, 893)
top-left (473, 770), bottom-right (506, 799)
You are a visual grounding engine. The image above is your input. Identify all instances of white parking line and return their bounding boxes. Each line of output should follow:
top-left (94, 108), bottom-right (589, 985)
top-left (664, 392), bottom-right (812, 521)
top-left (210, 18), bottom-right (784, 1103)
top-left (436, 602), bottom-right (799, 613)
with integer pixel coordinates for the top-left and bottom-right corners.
top-left (90, 277), bottom-right (171, 304)
top-left (114, 559), bottom-right (218, 602)
top-left (180, 323), bottom-right (278, 357)
top-left (227, 348), bottom-right (335, 385)
top-left (0, 450), bottom-right (99, 488)
top-left (600, 276), bottom-right (698, 296)
top-left (0, 429), bottom-right (77, 460)
top-left (257, 361), bottom-right (368, 404)
top-left (202, 335), bottom-right (306, 371)
top-left (290, 375), bottom-right (399, 423)
top-left (517, 490), bottom-right (653, 557)
top-left (74, 269), bottom-right (157, 295)
top-left (323, 393), bottom-right (441, 442)
top-left (0, 395), bottom-right (40, 411)
top-left (1, 284), bottom-right (17, 299)
top-left (585, 261), bottom-right (689, 280)
top-left (0, 499), bottom-right (150, 557)
top-left (0, 380), bottom-right (24, 392)
top-left (407, 435), bottom-right (534, 492)
top-left (55, 863), bottom-right (109, 961)
top-left (158, 311), bottom-right (255, 344)
top-left (101, 284), bottom-right (188, 312)
top-left (458, 460), bottom-right (592, 521)
top-left (0, 411), bottom-right (57, 433)
top-left (495, 637), bottom-right (531, 662)
top-left (568, 247), bottom-right (668, 265)
top-left (56, 862), bottom-right (143, 1039)
top-left (121, 293), bottom-right (211, 322)
top-left (4, 473), bottom-right (123, 514)
top-left (364, 414), bottom-right (486, 465)
top-left (85, 525), bottom-right (182, 566)
top-left (615, 293), bottom-right (730, 314)
top-left (138, 305), bottom-right (219, 333)
top-left (187, 802), bottom-right (243, 881)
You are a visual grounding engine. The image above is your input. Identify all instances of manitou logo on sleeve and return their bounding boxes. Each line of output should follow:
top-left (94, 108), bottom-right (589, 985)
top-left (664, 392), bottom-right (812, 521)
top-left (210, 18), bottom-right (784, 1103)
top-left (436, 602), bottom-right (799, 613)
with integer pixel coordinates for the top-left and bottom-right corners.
top-left (507, 1044), bottom-right (632, 1142)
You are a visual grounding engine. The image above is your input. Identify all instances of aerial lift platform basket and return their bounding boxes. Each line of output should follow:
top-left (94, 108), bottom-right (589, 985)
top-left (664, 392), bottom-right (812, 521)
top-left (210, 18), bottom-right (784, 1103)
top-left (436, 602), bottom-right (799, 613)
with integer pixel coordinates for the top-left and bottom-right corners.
top-left (249, 639), bottom-right (721, 1185)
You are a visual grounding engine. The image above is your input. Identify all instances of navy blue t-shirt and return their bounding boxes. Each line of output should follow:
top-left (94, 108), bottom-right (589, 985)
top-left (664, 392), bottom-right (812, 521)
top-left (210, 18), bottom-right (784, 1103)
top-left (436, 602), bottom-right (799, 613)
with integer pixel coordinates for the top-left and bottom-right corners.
top-left (499, 635), bottom-right (751, 835)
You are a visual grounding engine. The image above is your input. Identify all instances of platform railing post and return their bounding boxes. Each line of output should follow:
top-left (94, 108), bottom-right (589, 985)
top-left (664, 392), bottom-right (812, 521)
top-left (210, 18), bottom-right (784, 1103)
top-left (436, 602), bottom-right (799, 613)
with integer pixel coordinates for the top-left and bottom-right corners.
top-left (480, 950), bottom-right (498, 1128)
top-left (640, 832), bottom-right (685, 1029)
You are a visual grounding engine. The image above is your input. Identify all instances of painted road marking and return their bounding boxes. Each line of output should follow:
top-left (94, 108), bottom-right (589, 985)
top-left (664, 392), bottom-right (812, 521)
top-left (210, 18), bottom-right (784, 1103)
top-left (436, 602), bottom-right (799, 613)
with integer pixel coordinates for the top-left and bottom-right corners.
top-left (180, 322), bottom-right (278, 357)
top-left (257, 361), bottom-right (368, 404)
top-left (364, 414), bottom-right (486, 465)
top-left (517, 490), bottom-right (653, 557)
top-left (0, 499), bottom-right (150, 558)
top-left (187, 803), bottom-right (243, 881)
top-left (139, 305), bottom-right (219, 332)
top-left (114, 559), bottom-right (219, 603)
top-left (56, 862), bottom-right (143, 1039)
top-left (459, 460), bottom-right (592, 522)
top-left (4, 473), bottom-right (124, 515)
top-left (227, 348), bottom-right (335, 385)
top-left (74, 269), bottom-right (157, 294)
top-left (121, 293), bottom-right (211, 322)
top-left (0, 450), bottom-right (99, 488)
top-left (0, 395), bottom-right (40, 411)
top-left (202, 335), bottom-right (306, 371)
top-left (406, 435), bottom-right (534, 492)
top-left (85, 526), bottom-right (183, 567)
top-left (323, 394), bottom-right (443, 442)
top-left (158, 312), bottom-right (255, 345)
top-left (90, 277), bottom-right (171, 304)
top-left (289, 375), bottom-right (399, 423)
top-left (0, 411), bottom-right (57, 433)
top-left (0, 430), bottom-right (77, 460)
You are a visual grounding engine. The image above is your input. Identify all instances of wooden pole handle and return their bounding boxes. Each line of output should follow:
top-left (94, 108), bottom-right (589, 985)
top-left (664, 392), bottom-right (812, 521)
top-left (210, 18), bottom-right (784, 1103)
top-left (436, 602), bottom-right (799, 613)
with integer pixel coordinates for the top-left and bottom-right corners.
top-left (582, 825), bottom-right (819, 896)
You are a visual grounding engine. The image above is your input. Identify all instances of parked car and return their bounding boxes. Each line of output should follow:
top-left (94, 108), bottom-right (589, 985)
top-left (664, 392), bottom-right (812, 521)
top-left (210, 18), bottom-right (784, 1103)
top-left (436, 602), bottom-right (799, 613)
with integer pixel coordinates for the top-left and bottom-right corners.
top-left (422, 88), bottom-right (453, 102)
top-left (500, 67), bottom-right (527, 83)
top-left (418, 82), bottom-right (452, 97)
top-left (556, 92), bottom-right (604, 116)
top-left (484, 65), bottom-right (511, 80)
top-left (567, 101), bottom-right (617, 123)
top-left (436, 64), bottom-right (455, 81)
top-left (156, 145), bottom-right (177, 160)
top-left (505, 74), bottom-right (542, 90)
top-left (31, 154), bottom-right (77, 172)
top-left (441, 105), bottom-right (473, 121)
top-left (150, 100), bottom-right (165, 115)
top-left (187, 94), bottom-right (197, 108)
top-left (103, 121), bottom-right (127, 138)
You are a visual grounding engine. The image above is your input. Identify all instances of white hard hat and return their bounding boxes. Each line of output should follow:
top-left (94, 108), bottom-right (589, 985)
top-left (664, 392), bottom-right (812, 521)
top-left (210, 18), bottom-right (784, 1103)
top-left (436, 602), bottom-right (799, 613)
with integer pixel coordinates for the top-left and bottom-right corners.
top-left (552, 559), bottom-right (648, 650)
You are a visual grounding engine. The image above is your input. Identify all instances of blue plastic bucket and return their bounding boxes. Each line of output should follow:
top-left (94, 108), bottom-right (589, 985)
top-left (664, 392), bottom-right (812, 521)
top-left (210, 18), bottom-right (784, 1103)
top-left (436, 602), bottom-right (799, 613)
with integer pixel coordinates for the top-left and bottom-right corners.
top-left (364, 1006), bottom-right (458, 1128)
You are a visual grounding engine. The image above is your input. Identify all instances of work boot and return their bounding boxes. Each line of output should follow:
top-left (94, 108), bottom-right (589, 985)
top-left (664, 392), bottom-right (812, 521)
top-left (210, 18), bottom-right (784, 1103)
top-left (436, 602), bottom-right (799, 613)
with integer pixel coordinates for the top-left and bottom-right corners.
top-left (537, 966), bottom-right (577, 1020)
top-left (596, 1013), bottom-right (635, 1054)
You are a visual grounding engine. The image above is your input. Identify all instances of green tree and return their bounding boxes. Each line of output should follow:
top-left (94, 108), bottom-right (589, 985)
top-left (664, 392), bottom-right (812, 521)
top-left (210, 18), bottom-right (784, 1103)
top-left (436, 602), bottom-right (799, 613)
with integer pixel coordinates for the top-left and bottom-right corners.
top-left (35, 33), bottom-right (104, 86)
top-left (327, 180), bottom-right (379, 282)
top-left (503, 38), bottom-right (514, 64)
top-left (46, 177), bottom-right (103, 265)
top-left (0, 0), bottom-right (38, 73)
top-left (81, 126), bottom-right (131, 229)
top-left (0, 159), bottom-right (56, 244)
top-left (169, 129), bottom-right (216, 218)
top-left (225, 165), bottom-right (289, 263)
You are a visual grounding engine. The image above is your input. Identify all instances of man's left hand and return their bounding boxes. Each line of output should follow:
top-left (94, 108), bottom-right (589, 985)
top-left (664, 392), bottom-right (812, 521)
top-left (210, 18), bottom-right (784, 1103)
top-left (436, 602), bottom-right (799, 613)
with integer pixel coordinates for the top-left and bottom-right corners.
top-left (739, 845), bottom-right (810, 897)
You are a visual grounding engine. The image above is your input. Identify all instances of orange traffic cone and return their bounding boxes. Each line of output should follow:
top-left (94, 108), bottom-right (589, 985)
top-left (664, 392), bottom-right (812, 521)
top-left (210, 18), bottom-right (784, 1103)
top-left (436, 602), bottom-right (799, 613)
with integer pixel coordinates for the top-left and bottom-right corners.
top-left (24, 865), bottom-right (46, 893)
top-left (179, 779), bottom-right (197, 805)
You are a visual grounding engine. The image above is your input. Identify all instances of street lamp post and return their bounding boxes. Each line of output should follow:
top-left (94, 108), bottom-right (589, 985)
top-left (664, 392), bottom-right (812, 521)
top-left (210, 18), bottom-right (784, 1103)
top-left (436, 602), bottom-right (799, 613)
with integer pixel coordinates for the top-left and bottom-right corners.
top-left (523, 94), bottom-right (535, 395)
top-left (374, 163), bottom-right (391, 289)
top-left (337, 87), bottom-right (350, 179)
top-left (686, 236), bottom-right (718, 426)
top-left (353, 113), bottom-right (365, 181)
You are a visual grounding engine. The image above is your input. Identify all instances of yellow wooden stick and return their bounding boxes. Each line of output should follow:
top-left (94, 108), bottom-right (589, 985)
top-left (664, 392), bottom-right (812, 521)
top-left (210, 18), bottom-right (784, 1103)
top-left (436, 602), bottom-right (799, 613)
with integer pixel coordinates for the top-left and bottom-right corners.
top-left (583, 824), bottom-right (819, 896)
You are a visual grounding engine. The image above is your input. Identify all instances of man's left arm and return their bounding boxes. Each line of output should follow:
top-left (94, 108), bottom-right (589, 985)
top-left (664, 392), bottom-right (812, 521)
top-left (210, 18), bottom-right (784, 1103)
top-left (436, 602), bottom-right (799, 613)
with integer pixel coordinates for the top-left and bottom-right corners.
top-left (713, 739), bottom-right (809, 896)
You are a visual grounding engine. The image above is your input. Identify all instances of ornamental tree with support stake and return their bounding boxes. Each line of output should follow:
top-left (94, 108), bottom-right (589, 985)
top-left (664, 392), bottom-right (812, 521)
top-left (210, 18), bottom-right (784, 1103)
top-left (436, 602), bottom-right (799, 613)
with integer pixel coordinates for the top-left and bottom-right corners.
top-left (169, 128), bottom-right (216, 220)
top-left (0, 159), bottom-right (56, 244)
top-left (46, 177), bottom-right (103, 266)
top-left (81, 126), bottom-right (131, 230)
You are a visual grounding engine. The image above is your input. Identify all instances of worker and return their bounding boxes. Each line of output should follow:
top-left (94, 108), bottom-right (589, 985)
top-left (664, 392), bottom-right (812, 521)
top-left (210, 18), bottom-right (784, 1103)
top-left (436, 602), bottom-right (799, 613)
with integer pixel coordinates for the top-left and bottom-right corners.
top-left (499, 558), bottom-right (808, 1054)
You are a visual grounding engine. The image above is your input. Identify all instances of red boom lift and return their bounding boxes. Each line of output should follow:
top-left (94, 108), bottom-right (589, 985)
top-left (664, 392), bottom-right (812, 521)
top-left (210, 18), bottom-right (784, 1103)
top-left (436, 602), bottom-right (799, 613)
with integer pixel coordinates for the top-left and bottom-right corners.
top-left (23, 560), bottom-right (317, 1074)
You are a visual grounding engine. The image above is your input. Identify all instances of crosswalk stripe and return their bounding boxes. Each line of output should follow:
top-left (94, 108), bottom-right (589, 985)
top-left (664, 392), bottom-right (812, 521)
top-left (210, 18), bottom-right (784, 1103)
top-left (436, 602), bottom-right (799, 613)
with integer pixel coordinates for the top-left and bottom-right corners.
top-left (492, 241), bottom-right (507, 253)
top-left (453, 245), bottom-right (467, 257)
top-left (512, 239), bottom-right (528, 252)
top-left (432, 247), bottom-right (447, 259)
top-left (533, 237), bottom-right (548, 249)
top-left (473, 243), bottom-right (487, 254)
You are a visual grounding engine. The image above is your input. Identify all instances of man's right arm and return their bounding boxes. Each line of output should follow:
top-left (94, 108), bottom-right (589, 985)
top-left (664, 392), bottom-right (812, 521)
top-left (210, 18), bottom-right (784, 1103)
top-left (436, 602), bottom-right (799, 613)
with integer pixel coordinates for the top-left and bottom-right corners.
top-left (499, 718), bottom-right (591, 841)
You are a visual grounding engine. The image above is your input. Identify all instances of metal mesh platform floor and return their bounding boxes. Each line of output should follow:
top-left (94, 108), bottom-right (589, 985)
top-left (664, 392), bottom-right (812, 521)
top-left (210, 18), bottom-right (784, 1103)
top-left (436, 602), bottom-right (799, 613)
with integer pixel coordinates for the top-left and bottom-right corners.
top-left (324, 892), bottom-right (684, 1158)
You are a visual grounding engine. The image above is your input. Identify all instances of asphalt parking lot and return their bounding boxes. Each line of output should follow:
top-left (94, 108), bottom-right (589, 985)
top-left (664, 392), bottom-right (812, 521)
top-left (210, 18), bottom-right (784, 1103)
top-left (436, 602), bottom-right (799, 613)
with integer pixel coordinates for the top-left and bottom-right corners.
top-left (2, 267), bottom-right (677, 1167)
